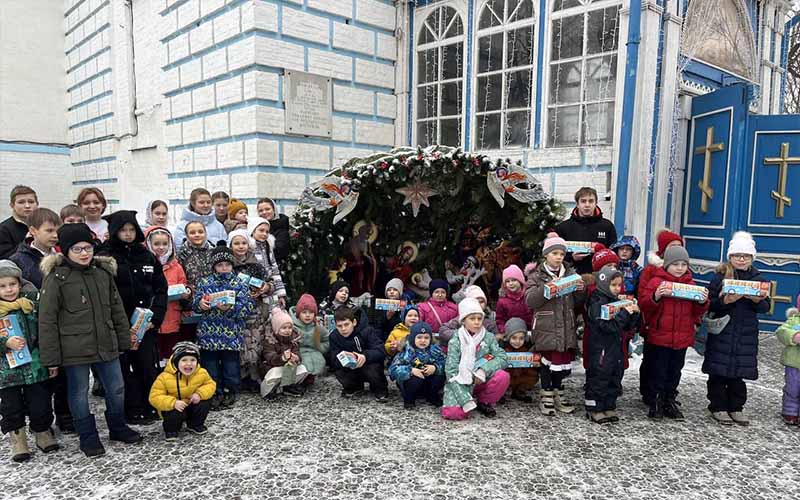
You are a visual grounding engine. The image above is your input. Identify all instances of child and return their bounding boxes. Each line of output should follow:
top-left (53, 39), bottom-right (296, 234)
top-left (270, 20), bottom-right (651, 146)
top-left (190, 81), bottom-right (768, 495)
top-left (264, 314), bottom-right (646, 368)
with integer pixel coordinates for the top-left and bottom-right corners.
top-left (777, 298), bottom-right (800, 425)
top-left (503, 317), bottom-right (539, 403)
top-left (224, 199), bottom-right (248, 233)
top-left (385, 304), bottom-right (420, 356)
top-left (703, 232), bottom-right (769, 426)
top-left (193, 243), bottom-right (254, 410)
top-left (496, 265), bottom-right (532, 334)
top-left (525, 233), bottom-right (586, 416)
top-left (585, 266), bottom-right (640, 424)
top-left (291, 294), bottom-right (329, 385)
top-left (98, 210), bottom-right (169, 425)
top-left (228, 229), bottom-right (270, 391)
top-left (39, 223), bottom-right (142, 457)
top-left (580, 247), bottom-right (620, 371)
top-left (9, 208), bottom-right (60, 289)
top-left (173, 188), bottom-right (227, 251)
top-left (59, 204), bottom-right (85, 224)
top-left (388, 322), bottom-right (446, 409)
top-left (320, 279), bottom-right (356, 316)
top-left (178, 221), bottom-right (214, 293)
top-left (256, 197), bottom-right (290, 263)
top-left (329, 307), bottom-right (388, 401)
top-left (441, 298), bottom-right (509, 419)
top-left (144, 226), bottom-right (191, 361)
top-left (639, 246), bottom-right (709, 420)
top-left (0, 185), bottom-right (38, 260)
top-left (261, 308), bottom-right (309, 399)
top-left (0, 260), bottom-right (59, 461)
top-left (248, 217), bottom-right (286, 309)
top-left (439, 285), bottom-right (499, 346)
top-left (611, 236), bottom-right (642, 296)
top-left (148, 341), bottom-right (216, 441)
top-left (372, 278), bottom-right (405, 342)
top-left (144, 200), bottom-right (169, 229)
top-left (418, 279), bottom-right (458, 334)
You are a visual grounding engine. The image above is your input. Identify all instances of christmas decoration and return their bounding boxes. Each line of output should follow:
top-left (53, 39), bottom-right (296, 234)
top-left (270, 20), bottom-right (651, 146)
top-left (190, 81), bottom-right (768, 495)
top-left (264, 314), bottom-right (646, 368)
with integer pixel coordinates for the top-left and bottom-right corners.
top-left (396, 181), bottom-right (439, 217)
top-left (299, 177), bottom-right (359, 224)
top-left (486, 162), bottom-right (551, 207)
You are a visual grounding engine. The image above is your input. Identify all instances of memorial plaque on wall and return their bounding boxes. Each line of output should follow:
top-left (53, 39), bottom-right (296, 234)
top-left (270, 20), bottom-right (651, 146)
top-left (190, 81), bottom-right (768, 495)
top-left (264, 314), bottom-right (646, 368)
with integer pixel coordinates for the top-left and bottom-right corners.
top-left (285, 70), bottom-right (332, 138)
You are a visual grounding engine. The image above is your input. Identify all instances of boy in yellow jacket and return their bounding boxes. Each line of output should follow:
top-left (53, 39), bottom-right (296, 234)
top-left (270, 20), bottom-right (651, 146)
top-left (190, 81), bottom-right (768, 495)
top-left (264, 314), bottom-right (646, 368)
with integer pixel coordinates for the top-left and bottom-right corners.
top-left (149, 342), bottom-right (216, 440)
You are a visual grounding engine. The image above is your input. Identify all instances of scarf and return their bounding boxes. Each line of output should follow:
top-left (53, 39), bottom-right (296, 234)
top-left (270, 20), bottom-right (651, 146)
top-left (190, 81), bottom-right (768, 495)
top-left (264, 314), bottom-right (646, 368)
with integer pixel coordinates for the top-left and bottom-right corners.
top-left (450, 326), bottom-right (485, 384)
top-left (544, 264), bottom-right (564, 278)
top-left (0, 297), bottom-right (34, 317)
top-left (146, 228), bottom-right (174, 266)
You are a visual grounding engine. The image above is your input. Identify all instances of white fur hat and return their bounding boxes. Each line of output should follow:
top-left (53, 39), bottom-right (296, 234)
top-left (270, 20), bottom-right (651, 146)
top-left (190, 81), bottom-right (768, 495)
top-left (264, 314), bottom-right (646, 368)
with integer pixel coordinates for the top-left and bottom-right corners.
top-left (458, 297), bottom-right (484, 323)
top-left (727, 231), bottom-right (756, 258)
top-left (227, 228), bottom-right (254, 249)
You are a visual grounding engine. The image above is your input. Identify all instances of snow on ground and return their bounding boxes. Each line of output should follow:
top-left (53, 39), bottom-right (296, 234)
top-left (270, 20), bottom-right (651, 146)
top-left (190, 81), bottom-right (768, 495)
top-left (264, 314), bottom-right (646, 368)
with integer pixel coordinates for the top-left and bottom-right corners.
top-left (2, 334), bottom-right (799, 499)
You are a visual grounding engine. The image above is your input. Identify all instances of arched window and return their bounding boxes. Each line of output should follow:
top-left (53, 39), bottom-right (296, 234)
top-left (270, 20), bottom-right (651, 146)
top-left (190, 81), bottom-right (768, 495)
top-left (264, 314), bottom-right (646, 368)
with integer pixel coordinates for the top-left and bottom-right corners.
top-left (474, 0), bottom-right (535, 150)
top-left (547, 0), bottom-right (620, 147)
top-left (416, 6), bottom-right (465, 147)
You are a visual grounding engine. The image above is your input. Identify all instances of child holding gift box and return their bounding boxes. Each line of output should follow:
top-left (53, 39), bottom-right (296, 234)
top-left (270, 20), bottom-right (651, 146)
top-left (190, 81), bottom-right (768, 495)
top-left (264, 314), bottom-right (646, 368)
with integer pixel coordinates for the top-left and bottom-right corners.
top-left (389, 321), bottom-right (445, 409)
top-left (372, 278), bottom-right (405, 343)
top-left (585, 266), bottom-right (640, 424)
top-left (418, 279), bottom-right (458, 334)
top-left (639, 246), bottom-right (709, 421)
top-left (525, 233), bottom-right (585, 416)
top-left (441, 298), bottom-right (509, 420)
top-left (329, 307), bottom-right (388, 401)
top-left (502, 318), bottom-right (539, 403)
top-left (260, 308), bottom-right (308, 399)
top-left (248, 217), bottom-right (286, 309)
top-left (177, 221), bottom-right (215, 294)
top-left (611, 236), bottom-right (642, 297)
top-left (385, 304), bottom-right (420, 357)
top-left (496, 265), bottom-right (533, 335)
top-left (777, 298), bottom-right (800, 425)
top-left (193, 243), bottom-right (254, 410)
top-left (703, 232), bottom-right (770, 426)
top-left (291, 294), bottom-right (329, 386)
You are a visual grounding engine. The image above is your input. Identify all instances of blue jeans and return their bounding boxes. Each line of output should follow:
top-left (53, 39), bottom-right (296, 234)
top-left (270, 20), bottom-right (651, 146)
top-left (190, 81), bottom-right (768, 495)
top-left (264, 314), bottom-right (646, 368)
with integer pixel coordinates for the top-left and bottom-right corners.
top-left (201, 350), bottom-right (240, 394)
top-left (64, 359), bottom-right (126, 421)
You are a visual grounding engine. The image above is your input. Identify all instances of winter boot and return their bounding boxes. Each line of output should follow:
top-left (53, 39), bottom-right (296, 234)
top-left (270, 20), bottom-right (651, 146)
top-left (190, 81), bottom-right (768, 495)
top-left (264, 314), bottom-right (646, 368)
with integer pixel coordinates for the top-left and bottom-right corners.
top-left (9, 429), bottom-right (31, 462)
top-left (648, 394), bottom-right (664, 420)
top-left (663, 398), bottom-right (685, 421)
top-left (604, 409), bottom-right (620, 423)
top-left (539, 390), bottom-right (556, 416)
top-left (106, 412), bottom-right (143, 444)
top-left (34, 428), bottom-right (60, 453)
top-left (476, 402), bottom-right (497, 418)
top-left (511, 391), bottom-right (533, 403)
top-left (73, 415), bottom-right (105, 458)
top-left (554, 390), bottom-right (575, 414)
top-left (710, 410), bottom-right (734, 426)
top-left (221, 389), bottom-right (237, 408)
top-left (586, 411), bottom-right (611, 425)
top-left (56, 414), bottom-right (75, 434)
top-left (782, 414), bottom-right (799, 426)
top-left (728, 411), bottom-right (749, 426)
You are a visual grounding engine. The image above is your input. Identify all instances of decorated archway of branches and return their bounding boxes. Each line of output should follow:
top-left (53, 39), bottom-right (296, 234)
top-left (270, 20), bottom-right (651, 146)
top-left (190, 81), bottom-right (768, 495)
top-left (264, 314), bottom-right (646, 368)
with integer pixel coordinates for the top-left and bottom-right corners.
top-left (285, 146), bottom-right (564, 302)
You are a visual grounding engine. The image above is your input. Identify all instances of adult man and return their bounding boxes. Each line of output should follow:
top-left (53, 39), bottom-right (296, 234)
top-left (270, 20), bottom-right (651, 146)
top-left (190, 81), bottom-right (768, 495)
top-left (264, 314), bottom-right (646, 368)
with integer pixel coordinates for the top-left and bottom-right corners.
top-left (0, 186), bottom-right (38, 259)
top-left (555, 187), bottom-right (617, 275)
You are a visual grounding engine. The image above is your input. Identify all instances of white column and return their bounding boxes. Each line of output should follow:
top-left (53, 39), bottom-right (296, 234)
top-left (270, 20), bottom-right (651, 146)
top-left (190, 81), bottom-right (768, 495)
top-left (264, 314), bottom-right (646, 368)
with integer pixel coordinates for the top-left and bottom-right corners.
top-left (395, 1), bottom-right (412, 146)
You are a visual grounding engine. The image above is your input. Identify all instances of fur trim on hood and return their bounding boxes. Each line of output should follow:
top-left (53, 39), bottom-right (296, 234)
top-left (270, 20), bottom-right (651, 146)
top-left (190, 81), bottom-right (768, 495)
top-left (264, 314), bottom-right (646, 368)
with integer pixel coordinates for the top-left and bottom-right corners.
top-left (647, 250), bottom-right (664, 267)
top-left (40, 253), bottom-right (118, 278)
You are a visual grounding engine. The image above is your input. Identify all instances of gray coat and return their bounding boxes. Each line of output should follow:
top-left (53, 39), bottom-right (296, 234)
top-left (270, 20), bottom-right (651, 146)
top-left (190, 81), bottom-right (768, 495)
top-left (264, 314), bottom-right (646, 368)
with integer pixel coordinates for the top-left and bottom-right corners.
top-left (525, 264), bottom-right (585, 352)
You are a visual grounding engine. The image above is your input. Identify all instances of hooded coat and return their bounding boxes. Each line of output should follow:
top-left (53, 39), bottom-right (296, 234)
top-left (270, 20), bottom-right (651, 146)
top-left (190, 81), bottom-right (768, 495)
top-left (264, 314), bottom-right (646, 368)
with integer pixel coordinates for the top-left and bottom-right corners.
top-left (173, 206), bottom-right (227, 251)
top-left (638, 267), bottom-right (709, 350)
top-left (525, 263), bottom-right (585, 353)
top-left (610, 236), bottom-right (642, 297)
top-left (554, 207), bottom-right (618, 274)
top-left (143, 226), bottom-right (188, 334)
top-left (777, 309), bottom-right (800, 370)
top-left (290, 306), bottom-right (329, 376)
top-left (192, 272), bottom-right (255, 351)
top-left (232, 250), bottom-right (270, 380)
top-left (148, 355), bottom-right (216, 415)
top-left (0, 290), bottom-right (50, 389)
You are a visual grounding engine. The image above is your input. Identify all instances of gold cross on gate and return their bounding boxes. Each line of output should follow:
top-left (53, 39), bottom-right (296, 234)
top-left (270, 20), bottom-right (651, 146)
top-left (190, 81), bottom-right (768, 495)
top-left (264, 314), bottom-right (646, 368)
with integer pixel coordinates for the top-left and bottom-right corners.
top-left (763, 142), bottom-right (800, 218)
top-left (768, 281), bottom-right (793, 316)
top-left (694, 126), bottom-right (725, 213)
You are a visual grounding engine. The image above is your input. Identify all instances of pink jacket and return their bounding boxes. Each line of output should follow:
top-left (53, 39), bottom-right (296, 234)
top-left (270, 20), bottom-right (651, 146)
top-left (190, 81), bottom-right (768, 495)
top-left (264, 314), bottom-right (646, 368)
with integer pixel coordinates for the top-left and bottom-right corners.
top-left (418, 299), bottom-right (458, 333)
top-left (160, 259), bottom-right (188, 334)
top-left (495, 290), bottom-right (533, 333)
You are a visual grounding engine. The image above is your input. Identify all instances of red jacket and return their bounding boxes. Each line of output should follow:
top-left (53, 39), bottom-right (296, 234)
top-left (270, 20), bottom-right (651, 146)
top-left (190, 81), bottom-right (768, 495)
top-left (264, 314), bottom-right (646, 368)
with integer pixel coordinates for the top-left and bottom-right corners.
top-left (159, 259), bottom-right (188, 334)
top-left (639, 268), bottom-right (709, 349)
top-left (495, 290), bottom-right (533, 333)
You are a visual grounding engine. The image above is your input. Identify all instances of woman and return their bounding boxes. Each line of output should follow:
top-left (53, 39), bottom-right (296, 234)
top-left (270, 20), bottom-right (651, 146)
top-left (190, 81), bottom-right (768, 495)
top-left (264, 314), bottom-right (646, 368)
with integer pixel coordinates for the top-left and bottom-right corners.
top-left (76, 187), bottom-right (109, 242)
top-left (256, 197), bottom-right (290, 264)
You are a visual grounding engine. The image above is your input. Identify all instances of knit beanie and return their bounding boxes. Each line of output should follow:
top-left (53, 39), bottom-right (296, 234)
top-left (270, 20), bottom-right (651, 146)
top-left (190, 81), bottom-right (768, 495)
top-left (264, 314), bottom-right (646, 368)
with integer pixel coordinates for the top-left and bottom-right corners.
top-left (228, 198), bottom-right (247, 220)
top-left (295, 293), bottom-right (318, 316)
top-left (663, 246), bottom-right (690, 270)
top-left (503, 318), bottom-right (527, 342)
top-left (656, 230), bottom-right (683, 257)
top-left (429, 279), bottom-right (449, 297)
top-left (329, 279), bottom-right (349, 301)
top-left (542, 232), bottom-right (567, 255)
top-left (171, 341), bottom-right (201, 369)
top-left (209, 241), bottom-right (235, 269)
top-left (58, 223), bottom-right (95, 253)
top-left (401, 303), bottom-right (419, 322)
top-left (247, 216), bottom-right (270, 237)
top-left (458, 297), bottom-right (484, 322)
top-left (408, 321), bottom-right (433, 347)
top-left (270, 307), bottom-right (294, 334)
top-left (385, 278), bottom-right (404, 296)
top-left (727, 231), bottom-right (757, 258)
top-left (103, 210), bottom-right (144, 243)
top-left (463, 285), bottom-right (486, 302)
top-left (0, 260), bottom-right (22, 282)
top-left (502, 264), bottom-right (525, 287)
top-left (592, 248), bottom-right (620, 272)
top-left (595, 265), bottom-right (624, 298)
top-left (227, 228), bottom-right (253, 249)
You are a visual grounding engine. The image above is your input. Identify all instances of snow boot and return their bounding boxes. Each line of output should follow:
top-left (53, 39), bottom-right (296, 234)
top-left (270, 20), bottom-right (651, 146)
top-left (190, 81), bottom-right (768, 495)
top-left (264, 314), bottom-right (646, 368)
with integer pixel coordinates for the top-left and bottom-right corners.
top-left (539, 390), bottom-right (556, 416)
top-left (9, 429), bottom-right (31, 462)
top-left (106, 412), bottom-right (142, 444)
top-left (34, 428), bottom-right (59, 453)
top-left (554, 390), bottom-right (575, 414)
top-left (728, 411), bottom-right (750, 426)
top-left (73, 415), bottom-right (105, 458)
top-left (648, 394), bottom-right (664, 420)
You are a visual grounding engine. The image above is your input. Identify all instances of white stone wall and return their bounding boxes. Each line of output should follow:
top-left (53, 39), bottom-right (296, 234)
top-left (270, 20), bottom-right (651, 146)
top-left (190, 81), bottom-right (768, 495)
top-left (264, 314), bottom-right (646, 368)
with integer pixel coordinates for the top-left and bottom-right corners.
top-left (0, 150), bottom-right (74, 219)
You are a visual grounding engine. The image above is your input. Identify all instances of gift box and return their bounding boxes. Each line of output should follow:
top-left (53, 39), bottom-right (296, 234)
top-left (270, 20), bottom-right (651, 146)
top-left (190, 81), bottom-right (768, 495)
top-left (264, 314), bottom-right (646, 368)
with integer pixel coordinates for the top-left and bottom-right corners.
top-left (237, 273), bottom-right (265, 289)
top-left (167, 284), bottom-right (188, 302)
top-left (130, 308), bottom-right (153, 343)
top-left (0, 315), bottom-right (32, 368)
top-left (336, 351), bottom-right (358, 369)
top-left (565, 241), bottom-right (594, 254)
top-left (721, 279), bottom-right (770, 298)
top-left (325, 314), bottom-right (335, 333)
top-left (207, 290), bottom-right (236, 308)
top-left (600, 299), bottom-right (635, 320)
top-left (664, 282), bottom-right (708, 302)
top-left (506, 352), bottom-right (536, 368)
top-left (543, 274), bottom-right (582, 299)
top-left (373, 299), bottom-right (406, 312)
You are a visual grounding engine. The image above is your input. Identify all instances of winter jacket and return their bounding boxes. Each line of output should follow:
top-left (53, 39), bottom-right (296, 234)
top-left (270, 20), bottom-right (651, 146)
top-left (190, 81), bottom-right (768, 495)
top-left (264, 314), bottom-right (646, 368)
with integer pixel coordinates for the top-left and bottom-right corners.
top-left (268, 213), bottom-right (290, 264)
top-left (318, 298), bottom-right (370, 327)
top-left (233, 252), bottom-right (270, 377)
top-left (9, 242), bottom-right (47, 289)
top-left (777, 310), bottom-right (800, 370)
top-left (702, 266), bottom-right (769, 380)
top-left (504, 343), bottom-right (539, 392)
top-left (555, 207), bottom-right (618, 274)
top-left (148, 356), bottom-right (216, 415)
top-left (173, 206), bottom-right (227, 251)
top-left (262, 326), bottom-right (303, 370)
top-left (0, 291), bottom-right (50, 389)
top-left (38, 254), bottom-right (131, 367)
top-left (97, 225), bottom-right (168, 331)
top-left (0, 216), bottom-right (28, 260)
top-left (290, 307), bottom-right (329, 376)
top-left (192, 273), bottom-right (254, 351)
top-left (585, 289), bottom-right (640, 395)
top-left (438, 314), bottom-right (498, 346)
top-left (329, 320), bottom-right (385, 369)
top-left (418, 299), bottom-right (458, 334)
top-left (253, 239), bottom-right (286, 307)
top-left (496, 290), bottom-right (532, 334)
top-left (372, 310), bottom-right (402, 343)
top-left (385, 323), bottom-right (411, 355)
top-left (525, 264), bottom-right (585, 353)
top-left (442, 328), bottom-right (508, 409)
top-left (637, 252), bottom-right (666, 336)
top-left (178, 241), bottom-right (214, 292)
top-left (388, 343), bottom-right (446, 383)
top-left (638, 267), bottom-right (709, 350)
top-left (611, 236), bottom-right (642, 296)
top-left (143, 226), bottom-right (188, 334)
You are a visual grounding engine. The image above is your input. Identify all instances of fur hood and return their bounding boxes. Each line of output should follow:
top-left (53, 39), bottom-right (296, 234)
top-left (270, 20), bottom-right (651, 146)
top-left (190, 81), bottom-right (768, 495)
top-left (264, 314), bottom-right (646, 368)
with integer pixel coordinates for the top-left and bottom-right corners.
top-left (647, 250), bottom-right (663, 267)
top-left (40, 253), bottom-right (118, 278)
